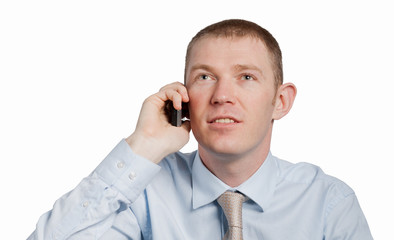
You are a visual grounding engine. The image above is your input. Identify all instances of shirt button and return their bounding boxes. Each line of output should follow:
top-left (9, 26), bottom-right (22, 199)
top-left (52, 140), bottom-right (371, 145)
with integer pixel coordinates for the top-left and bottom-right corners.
top-left (117, 161), bottom-right (125, 169)
top-left (129, 172), bottom-right (137, 181)
top-left (82, 201), bottom-right (89, 207)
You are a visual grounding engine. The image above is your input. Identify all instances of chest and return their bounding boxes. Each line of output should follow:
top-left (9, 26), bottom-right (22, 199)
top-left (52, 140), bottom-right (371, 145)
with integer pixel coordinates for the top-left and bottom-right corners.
top-left (133, 194), bottom-right (324, 240)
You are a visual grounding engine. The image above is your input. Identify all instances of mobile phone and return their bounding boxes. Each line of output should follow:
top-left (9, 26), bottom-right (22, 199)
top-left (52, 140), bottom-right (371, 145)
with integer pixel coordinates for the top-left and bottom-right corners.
top-left (164, 101), bottom-right (189, 127)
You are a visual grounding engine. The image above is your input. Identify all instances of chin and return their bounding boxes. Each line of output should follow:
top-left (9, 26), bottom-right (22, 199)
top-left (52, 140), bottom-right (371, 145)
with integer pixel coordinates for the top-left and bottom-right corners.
top-left (200, 140), bottom-right (246, 157)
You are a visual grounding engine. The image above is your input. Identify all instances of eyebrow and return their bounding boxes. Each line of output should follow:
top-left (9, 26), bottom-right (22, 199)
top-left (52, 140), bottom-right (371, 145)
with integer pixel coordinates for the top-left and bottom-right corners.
top-left (189, 63), bottom-right (263, 76)
top-left (233, 64), bottom-right (263, 75)
top-left (189, 64), bottom-right (215, 74)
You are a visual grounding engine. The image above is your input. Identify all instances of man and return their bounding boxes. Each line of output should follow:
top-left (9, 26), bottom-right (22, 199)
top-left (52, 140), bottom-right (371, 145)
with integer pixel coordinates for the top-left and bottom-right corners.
top-left (29, 19), bottom-right (373, 239)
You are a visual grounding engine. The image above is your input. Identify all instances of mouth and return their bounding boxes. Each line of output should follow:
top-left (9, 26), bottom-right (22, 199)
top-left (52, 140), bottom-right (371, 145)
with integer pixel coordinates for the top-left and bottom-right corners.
top-left (209, 116), bottom-right (240, 124)
top-left (213, 118), bottom-right (235, 123)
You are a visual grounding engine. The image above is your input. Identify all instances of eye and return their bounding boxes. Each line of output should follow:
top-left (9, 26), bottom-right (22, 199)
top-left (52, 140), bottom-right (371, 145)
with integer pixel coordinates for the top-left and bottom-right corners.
top-left (198, 74), bottom-right (212, 80)
top-left (241, 74), bottom-right (254, 81)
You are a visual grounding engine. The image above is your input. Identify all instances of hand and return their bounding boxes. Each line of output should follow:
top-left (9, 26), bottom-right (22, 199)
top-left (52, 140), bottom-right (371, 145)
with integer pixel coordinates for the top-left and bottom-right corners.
top-left (126, 82), bottom-right (191, 164)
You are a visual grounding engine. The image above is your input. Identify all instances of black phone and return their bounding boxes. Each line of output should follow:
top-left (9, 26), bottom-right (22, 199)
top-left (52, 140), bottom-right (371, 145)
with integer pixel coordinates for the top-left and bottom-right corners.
top-left (164, 101), bottom-right (189, 127)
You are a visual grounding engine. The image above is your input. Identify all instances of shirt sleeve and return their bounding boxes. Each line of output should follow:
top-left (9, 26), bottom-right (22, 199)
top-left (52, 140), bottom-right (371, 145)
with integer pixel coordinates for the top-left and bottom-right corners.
top-left (27, 139), bottom-right (161, 240)
top-left (324, 192), bottom-right (373, 240)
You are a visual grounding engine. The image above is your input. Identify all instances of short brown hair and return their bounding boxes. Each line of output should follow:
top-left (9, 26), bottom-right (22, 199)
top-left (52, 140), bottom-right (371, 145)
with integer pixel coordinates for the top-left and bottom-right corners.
top-left (184, 19), bottom-right (283, 88)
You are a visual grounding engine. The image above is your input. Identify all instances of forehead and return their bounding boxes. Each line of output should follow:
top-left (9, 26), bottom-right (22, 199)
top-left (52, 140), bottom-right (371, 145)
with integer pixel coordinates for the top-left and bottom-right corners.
top-left (186, 36), bottom-right (273, 74)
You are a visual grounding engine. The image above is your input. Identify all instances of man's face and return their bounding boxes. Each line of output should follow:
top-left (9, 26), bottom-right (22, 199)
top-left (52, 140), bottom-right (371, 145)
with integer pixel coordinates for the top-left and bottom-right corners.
top-left (185, 36), bottom-right (278, 158)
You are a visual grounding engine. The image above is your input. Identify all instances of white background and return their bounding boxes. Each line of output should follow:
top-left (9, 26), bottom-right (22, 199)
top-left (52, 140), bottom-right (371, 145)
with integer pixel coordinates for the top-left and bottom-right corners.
top-left (1, 0), bottom-right (393, 239)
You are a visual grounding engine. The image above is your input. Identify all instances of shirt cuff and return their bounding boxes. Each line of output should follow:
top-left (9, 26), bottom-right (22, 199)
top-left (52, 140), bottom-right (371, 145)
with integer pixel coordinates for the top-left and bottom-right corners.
top-left (94, 139), bottom-right (161, 202)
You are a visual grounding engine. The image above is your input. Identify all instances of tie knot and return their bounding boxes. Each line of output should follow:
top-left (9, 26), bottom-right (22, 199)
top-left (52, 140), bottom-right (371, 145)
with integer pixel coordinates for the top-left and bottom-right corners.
top-left (217, 191), bottom-right (245, 228)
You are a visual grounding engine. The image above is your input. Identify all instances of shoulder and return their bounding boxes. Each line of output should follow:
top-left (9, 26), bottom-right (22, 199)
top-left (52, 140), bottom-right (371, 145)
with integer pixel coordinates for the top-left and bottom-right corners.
top-left (274, 156), bottom-right (355, 198)
top-left (158, 150), bottom-right (198, 174)
top-left (146, 151), bottom-right (197, 201)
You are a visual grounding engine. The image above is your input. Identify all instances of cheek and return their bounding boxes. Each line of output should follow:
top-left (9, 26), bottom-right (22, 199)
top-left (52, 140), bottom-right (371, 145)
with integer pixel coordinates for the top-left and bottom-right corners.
top-left (246, 94), bottom-right (276, 122)
top-left (188, 97), bottom-right (206, 142)
top-left (187, 85), bottom-right (210, 109)
top-left (188, 90), bottom-right (206, 121)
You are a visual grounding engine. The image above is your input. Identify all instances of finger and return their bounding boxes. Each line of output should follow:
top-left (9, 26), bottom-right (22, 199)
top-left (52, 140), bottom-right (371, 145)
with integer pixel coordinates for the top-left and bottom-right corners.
top-left (157, 87), bottom-right (188, 110)
top-left (160, 82), bottom-right (189, 103)
top-left (165, 90), bottom-right (183, 110)
top-left (174, 84), bottom-right (189, 102)
top-left (159, 81), bottom-right (184, 91)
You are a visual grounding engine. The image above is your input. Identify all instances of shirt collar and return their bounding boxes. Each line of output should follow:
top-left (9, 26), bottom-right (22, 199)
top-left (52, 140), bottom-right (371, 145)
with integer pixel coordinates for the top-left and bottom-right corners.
top-left (236, 152), bottom-right (278, 211)
top-left (192, 152), bottom-right (279, 212)
top-left (192, 153), bottom-right (229, 210)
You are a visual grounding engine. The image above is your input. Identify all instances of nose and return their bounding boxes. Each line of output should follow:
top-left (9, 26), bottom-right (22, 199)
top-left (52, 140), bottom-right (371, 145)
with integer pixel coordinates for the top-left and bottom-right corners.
top-left (210, 80), bottom-right (236, 105)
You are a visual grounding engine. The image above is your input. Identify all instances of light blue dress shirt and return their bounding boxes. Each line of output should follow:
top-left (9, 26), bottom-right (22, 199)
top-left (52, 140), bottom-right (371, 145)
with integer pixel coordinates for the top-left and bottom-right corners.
top-left (28, 139), bottom-right (373, 239)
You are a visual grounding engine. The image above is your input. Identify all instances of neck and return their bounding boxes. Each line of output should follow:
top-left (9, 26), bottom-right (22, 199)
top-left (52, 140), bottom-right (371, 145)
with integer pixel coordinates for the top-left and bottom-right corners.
top-left (198, 131), bottom-right (272, 188)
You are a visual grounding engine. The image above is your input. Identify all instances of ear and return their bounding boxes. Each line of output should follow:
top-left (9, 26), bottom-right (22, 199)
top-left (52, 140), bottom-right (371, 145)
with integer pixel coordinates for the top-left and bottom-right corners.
top-left (272, 83), bottom-right (297, 120)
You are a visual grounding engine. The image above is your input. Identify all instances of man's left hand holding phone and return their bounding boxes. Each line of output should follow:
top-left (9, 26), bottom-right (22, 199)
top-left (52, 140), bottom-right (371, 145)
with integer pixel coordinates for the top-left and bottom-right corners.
top-left (125, 82), bottom-right (191, 164)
